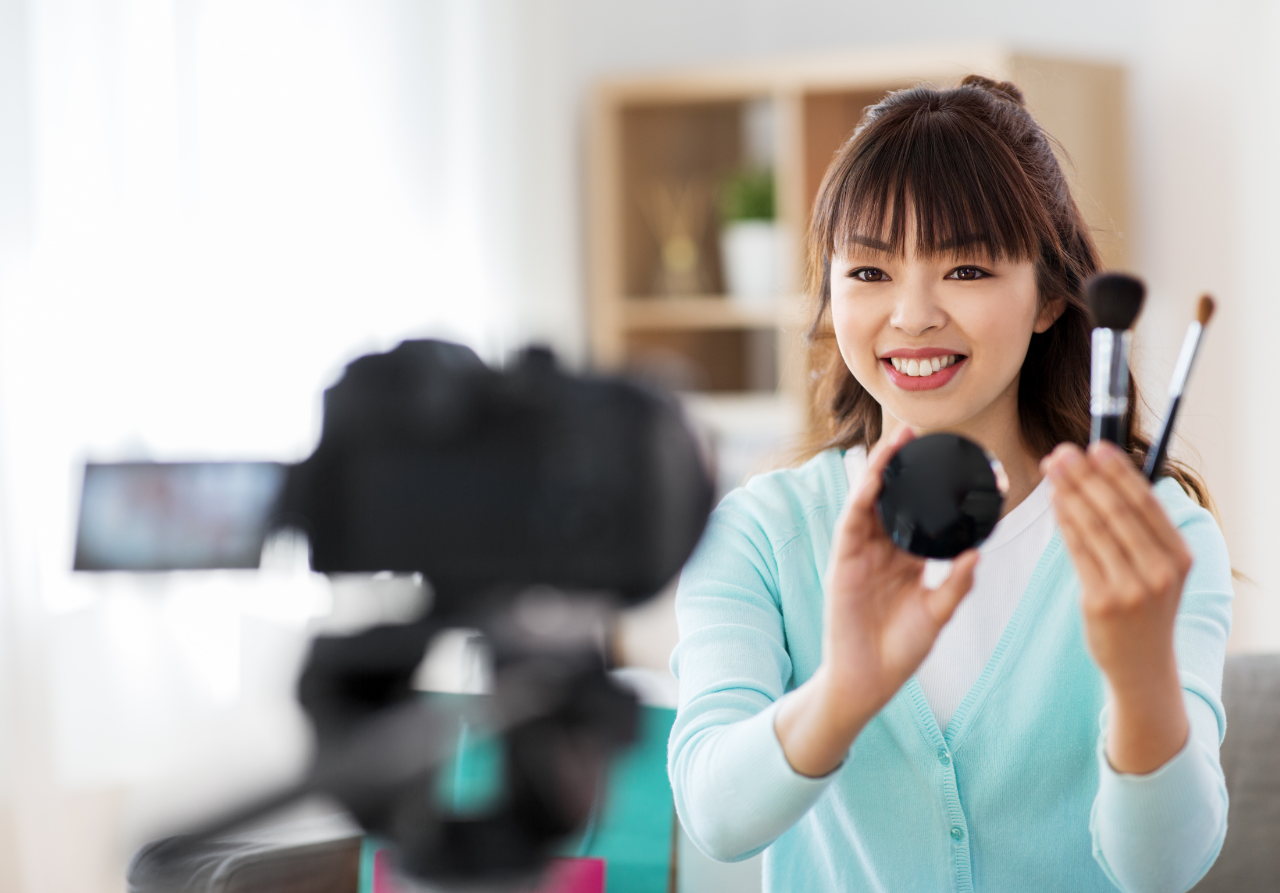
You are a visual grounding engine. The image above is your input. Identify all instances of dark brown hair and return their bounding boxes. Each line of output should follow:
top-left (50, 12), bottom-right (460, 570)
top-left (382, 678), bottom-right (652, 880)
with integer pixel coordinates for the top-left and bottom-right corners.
top-left (800, 75), bottom-right (1211, 509)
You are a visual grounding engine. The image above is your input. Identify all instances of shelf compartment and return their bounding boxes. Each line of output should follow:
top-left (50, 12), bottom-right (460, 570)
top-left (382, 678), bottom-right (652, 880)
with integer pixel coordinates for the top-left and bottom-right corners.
top-left (619, 100), bottom-right (751, 298)
top-left (624, 329), bottom-right (779, 392)
top-left (802, 89), bottom-right (893, 213)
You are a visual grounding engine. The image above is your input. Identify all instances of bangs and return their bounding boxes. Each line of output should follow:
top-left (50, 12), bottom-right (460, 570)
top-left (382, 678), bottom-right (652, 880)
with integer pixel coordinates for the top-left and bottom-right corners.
top-left (822, 93), bottom-right (1053, 262)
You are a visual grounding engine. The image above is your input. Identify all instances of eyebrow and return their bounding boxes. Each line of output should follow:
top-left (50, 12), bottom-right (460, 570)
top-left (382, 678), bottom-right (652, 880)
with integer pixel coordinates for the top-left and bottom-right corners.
top-left (845, 235), bottom-right (891, 252)
top-left (937, 233), bottom-right (993, 251)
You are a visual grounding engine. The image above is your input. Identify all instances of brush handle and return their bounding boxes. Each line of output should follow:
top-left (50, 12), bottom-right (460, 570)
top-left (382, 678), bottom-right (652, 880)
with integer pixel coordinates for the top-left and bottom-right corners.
top-left (1090, 328), bottom-right (1131, 445)
top-left (1144, 321), bottom-right (1205, 481)
top-left (1091, 415), bottom-right (1125, 445)
top-left (1143, 395), bottom-right (1181, 481)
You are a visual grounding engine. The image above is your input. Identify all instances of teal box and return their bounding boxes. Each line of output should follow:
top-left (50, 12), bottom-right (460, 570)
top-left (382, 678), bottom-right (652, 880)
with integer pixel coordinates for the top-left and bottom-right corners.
top-left (360, 702), bottom-right (677, 893)
top-left (561, 705), bottom-right (676, 893)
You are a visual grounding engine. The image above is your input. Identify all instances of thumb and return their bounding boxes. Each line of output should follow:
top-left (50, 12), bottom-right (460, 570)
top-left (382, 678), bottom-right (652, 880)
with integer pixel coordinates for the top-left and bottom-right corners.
top-left (924, 550), bottom-right (979, 625)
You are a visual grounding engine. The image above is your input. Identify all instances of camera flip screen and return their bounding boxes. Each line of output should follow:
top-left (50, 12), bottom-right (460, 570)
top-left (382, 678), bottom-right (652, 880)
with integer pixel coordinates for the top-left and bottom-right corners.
top-left (74, 462), bottom-right (287, 571)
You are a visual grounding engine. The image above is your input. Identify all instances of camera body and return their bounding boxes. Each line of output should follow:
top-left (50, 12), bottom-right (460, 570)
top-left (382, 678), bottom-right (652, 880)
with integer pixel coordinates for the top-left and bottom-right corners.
top-left (286, 340), bottom-right (711, 613)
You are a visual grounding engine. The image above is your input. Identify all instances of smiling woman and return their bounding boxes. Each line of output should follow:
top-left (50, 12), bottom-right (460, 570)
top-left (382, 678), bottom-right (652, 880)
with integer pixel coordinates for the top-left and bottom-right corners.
top-left (668, 76), bottom-right (1233, 893)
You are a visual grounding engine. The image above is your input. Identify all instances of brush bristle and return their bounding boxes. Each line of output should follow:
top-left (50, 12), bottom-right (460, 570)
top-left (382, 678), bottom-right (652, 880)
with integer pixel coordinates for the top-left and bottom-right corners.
top-left (1085, 272), bottom-right (1146, 330)
top-left (1197, 294), bottom-right (1215, 326)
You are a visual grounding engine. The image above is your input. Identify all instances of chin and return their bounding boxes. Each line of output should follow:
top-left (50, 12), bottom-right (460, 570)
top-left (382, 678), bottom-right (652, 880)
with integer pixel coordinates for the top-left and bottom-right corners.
top-left (880, 401), bottom-right (973, 434)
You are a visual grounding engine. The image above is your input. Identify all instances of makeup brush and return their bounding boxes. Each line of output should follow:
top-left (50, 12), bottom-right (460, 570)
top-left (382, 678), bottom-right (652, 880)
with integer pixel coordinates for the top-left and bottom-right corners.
top-left (1085, 273), bottom-right (1146, 444)
top-left (1143, 295), bottom-right (1216, 481)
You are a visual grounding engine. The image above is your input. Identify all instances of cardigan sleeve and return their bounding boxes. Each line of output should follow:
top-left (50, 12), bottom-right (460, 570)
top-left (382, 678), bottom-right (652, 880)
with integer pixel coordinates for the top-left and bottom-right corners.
top-left (667, 487), bottom-right (834, 862)
top-left (1089, 478), bottom-right (1233, 893)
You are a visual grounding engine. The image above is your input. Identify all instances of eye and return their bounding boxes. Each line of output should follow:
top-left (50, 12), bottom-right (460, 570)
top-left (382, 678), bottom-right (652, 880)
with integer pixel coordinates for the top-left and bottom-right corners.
top-left (849, 267), bottom-right (890, 283)
top-left (946, 266), bottom-right (990, 281)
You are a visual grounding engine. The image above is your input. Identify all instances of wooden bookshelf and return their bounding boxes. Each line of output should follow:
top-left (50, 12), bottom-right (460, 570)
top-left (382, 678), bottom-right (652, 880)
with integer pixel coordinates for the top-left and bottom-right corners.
top-left (586, 45), bottom-right (1131, 406)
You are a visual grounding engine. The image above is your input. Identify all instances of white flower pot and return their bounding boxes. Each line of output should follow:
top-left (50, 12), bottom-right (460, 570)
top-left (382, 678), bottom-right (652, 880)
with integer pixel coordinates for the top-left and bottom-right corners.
top-left (719, 220), bottom-right (780, 303)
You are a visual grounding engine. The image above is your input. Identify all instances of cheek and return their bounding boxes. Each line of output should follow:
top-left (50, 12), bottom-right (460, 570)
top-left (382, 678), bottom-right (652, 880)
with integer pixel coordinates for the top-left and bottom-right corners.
top-left (830, 295), bottom-right (881, 374)
top-left (968, 291), bottom-right (1038, 371)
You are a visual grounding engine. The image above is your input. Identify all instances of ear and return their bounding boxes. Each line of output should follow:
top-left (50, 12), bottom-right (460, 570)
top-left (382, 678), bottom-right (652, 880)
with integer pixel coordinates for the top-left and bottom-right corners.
top-left (1033, 296), bottom-right (1067, 334)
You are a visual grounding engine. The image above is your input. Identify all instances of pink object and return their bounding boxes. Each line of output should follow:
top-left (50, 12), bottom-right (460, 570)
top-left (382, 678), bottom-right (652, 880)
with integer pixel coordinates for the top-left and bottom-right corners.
top-left (372, 851), bottom-right (604, 893)
top-left (538, 858), bottom-right (606, 893)
top-left (372, 850), bottom-right (404, 893)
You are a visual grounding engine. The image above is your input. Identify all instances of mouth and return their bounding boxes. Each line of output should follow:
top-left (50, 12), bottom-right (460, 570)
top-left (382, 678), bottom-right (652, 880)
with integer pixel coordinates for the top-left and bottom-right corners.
top-left (880, 353), bottom-right (967, 391)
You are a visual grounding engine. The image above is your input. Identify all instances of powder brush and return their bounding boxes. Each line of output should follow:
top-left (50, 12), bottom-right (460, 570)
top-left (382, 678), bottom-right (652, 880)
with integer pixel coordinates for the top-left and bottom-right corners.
top-left (1086, 273), bottom-right (1147, 444)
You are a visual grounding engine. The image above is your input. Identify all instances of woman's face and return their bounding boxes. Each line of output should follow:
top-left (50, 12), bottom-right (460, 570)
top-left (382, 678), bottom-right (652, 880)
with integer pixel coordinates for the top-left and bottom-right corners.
top-left (829, 238), bottom-right (1058, 436)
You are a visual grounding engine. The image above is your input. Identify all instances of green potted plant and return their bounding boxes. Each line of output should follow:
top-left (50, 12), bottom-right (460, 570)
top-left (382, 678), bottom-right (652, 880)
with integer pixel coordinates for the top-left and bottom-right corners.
top-left (718, 167), bottom-right (779, 303)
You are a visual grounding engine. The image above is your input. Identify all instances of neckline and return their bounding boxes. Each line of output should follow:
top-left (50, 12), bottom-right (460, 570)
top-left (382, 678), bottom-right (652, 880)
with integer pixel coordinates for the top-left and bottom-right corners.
top-left (981, 476), bottom-right (1053, 552)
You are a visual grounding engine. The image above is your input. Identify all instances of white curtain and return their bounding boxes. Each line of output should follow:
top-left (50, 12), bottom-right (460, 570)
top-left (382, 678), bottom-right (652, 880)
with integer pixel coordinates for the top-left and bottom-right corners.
top-left (0, 2), bottom-right (570, 889)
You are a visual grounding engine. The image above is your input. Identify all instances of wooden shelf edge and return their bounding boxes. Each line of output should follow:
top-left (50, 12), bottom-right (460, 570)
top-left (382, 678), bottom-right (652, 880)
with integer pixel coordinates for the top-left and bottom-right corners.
top-left (594, 43), bottom-right (1015, 102)
top-left (621, 296), bottom-right (808, 331)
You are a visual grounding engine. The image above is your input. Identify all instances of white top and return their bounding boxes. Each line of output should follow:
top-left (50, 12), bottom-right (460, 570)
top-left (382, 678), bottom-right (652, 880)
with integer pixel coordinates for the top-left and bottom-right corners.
top-left (844, 448), bottom-right (1056, 731)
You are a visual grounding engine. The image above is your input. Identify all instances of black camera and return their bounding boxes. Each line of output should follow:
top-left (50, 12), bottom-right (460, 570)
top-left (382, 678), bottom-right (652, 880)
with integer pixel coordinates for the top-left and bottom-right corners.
top-left (78, 340), bottom-right (714, 888)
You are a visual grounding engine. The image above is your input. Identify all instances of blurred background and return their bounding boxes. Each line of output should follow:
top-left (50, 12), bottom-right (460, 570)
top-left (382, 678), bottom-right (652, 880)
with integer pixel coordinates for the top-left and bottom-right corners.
top-left (0, 1), bottom-right (1277, 891)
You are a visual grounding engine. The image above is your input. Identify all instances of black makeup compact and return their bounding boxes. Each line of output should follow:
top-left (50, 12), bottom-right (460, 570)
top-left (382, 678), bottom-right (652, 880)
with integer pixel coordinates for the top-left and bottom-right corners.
top-left (876, 433), bottom-right (1008, 559)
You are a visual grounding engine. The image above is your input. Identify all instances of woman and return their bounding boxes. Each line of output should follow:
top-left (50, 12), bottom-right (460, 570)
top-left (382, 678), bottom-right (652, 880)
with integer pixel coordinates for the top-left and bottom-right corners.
top-left (668, 76), bottom-right (1231, 893)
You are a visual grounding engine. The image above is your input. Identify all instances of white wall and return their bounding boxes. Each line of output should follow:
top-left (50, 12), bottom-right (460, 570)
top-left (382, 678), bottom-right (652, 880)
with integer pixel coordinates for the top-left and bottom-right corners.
top-left (1125, 0), bottom-right (1280, 648)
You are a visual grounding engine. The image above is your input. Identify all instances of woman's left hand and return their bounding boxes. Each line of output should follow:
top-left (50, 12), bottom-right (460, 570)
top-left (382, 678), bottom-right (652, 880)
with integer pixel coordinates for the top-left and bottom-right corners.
top-left (1041, 440), bottom-right (1192, 774)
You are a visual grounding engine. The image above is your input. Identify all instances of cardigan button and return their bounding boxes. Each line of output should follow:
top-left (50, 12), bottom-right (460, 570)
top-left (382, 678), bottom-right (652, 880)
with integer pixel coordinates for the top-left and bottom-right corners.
top-left (937, 749), bottom-right (951, 766)
top-left (950, 826), bottom-right (964, 842)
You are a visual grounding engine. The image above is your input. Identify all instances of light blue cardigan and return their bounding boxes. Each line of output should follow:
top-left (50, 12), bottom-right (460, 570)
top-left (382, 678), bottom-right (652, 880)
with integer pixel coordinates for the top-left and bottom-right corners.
top-left (669, 449), bottom-right (1231, 893)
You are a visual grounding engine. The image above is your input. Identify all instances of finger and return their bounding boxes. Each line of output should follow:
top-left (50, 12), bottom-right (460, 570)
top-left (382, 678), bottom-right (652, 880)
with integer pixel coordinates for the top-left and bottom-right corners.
top-left (1082, 444), bottom-right (1190, 591)
top-left (923, 549), bottom-right (979, 625)
top-left (1048, 456), bottom-right (1136, 589)
top-left (850, 424), bottom-right (914, 512)
top-left (1060, 448), bottom-right (1169, 580)
top-left (1052, 499), bottom-right (1107, 592)
top-left (841, 424), bottom-right (915, 542)
top-left (1089, 441), bottom-right (1191, 565)
top-left (877, 550), bottom-right (929, 610)
top-left (1064, 445), bottom-right (1189, 604)
top-left (1041, 441), bottom-right (1086, 479)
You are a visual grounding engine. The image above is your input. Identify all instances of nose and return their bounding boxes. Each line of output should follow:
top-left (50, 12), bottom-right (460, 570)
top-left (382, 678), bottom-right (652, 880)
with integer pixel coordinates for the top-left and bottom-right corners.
top-left (889, 275), bottom-right (948, 336)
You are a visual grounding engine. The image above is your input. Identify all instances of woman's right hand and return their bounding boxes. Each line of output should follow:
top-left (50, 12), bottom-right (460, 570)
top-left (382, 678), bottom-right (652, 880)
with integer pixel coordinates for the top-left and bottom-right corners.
top-left (775, 425), bottom-right (979, 777)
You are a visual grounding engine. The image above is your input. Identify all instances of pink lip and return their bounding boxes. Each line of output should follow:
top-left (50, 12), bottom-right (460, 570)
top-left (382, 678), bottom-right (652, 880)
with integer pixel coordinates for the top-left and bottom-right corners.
top-left (881, 355), bottom-right (967, 391)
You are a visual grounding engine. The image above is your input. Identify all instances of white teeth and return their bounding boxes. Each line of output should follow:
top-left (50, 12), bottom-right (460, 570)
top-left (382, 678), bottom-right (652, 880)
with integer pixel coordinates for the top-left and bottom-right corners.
top-left (888, 354), bottom-right (961, 377)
